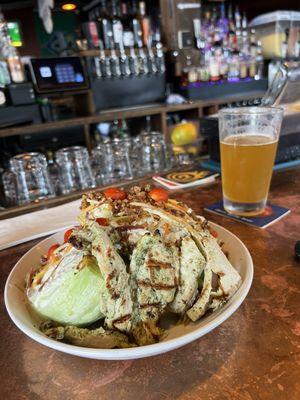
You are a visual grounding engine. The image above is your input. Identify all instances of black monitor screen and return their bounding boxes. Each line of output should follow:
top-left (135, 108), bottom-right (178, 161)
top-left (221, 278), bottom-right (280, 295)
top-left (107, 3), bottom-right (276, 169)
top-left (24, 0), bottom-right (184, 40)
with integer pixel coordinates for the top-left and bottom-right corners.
top-left (30, 57), bottom-right (89, 92)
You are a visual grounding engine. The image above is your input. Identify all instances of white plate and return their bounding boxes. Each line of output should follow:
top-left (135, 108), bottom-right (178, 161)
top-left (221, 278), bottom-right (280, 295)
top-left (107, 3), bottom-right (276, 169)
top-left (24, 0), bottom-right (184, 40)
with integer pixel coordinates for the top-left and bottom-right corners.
top-left (4, 222), bottom-right (253, 360)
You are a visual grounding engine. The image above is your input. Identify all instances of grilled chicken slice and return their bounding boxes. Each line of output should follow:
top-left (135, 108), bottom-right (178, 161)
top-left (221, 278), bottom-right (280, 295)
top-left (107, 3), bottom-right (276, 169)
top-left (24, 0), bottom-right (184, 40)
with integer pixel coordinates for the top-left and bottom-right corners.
top-left (131, 202), bottom-right (241, 321)
top-left (169, 236), bottom-right (206, 314)
top-left (186, 267), bottom-right (213, 321)
top-left (78, 200), bottom-right (114, 226)
top-left (186, 232), bottom-right (242, 321)
top-left (41, 324), bottom-right (134, 348)
top-left (130, 234), bottom-right (178, 345)
top-left (88, 223), bottom-right (133, 333)
top-left (201, 233), bottom-right (241, 297)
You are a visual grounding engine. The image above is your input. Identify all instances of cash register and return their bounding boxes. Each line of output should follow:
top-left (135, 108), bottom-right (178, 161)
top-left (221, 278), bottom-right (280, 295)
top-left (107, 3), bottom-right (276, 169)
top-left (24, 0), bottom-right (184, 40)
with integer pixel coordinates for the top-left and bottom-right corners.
top-left (200, 61), bottom-right (300, 171)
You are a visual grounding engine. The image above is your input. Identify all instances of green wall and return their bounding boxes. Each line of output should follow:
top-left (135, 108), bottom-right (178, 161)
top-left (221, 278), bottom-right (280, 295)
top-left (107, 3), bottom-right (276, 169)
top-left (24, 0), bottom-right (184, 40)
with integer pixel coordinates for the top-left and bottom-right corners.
top-left (33, 10), bottom-right (79, 57)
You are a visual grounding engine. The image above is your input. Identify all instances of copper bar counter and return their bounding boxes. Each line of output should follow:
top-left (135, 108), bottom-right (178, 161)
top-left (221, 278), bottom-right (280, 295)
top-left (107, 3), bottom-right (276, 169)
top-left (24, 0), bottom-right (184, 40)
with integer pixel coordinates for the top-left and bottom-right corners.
top-left (1, 168), bottom-right (299, 400)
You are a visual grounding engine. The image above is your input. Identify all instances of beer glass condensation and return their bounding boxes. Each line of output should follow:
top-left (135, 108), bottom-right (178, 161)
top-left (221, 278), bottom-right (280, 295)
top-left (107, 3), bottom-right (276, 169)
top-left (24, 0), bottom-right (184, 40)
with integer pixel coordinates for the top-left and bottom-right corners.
top-left (219, 107), bottom-right (283, 216)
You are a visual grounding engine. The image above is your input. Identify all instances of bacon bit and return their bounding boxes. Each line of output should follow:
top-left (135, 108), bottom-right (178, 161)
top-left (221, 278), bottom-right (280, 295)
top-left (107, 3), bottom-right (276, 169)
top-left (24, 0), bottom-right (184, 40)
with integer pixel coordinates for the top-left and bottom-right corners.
top-left (163, 223), bottom-right (171, 235)
top-left (96, 217), bottom-right (109, 226)
top-left (106, 247), bottom-right (112, 258)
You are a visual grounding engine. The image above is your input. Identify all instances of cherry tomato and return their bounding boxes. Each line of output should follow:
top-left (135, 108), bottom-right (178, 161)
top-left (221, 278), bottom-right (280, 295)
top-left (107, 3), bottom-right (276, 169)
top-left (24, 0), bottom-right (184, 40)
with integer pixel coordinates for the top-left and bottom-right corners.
top-left (96, 217), bottom-right (109, 226)
top-left (149, 187), bottom-right (169, 202)
top-left (64, 228), bottom-right (73, 243)
top-left (47, 243), bottom-right (60, 260)
top-left (104, 187), bottom-right (126, 200)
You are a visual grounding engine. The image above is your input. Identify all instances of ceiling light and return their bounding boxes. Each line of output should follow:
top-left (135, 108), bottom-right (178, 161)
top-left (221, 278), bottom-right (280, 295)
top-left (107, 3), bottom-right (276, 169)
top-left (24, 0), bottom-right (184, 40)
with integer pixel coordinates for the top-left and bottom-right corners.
top-left (61, 3), bottom-right (77, 11)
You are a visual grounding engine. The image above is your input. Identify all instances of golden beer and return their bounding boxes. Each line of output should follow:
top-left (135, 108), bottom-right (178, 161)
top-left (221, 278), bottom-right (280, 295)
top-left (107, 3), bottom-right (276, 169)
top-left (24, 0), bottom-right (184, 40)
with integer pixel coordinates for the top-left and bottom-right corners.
top-left (220, 134), bottom-right (278, 215)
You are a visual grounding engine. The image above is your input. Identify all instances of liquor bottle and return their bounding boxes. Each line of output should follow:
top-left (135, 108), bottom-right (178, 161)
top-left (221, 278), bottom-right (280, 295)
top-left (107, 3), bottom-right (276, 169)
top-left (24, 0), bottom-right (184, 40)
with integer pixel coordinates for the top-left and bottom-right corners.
top-left (242, 12), bottom-right (247, 30)
top-left (201, 9), bottom-right (211, 39)
top-left (132, 18), bottom-right (143, 46)
top-left (120, 1), bottom-right (130, 25)
top-left (119, 39), bottom-right (131, 76)
top-left (213, 28), bottom-right (222, 50)
top-left (228, 54), bottom-right (240, 81)
top-left (228, 4), bottom-right (235, 34)
top-left (235, 6), bottom-right (241, 33)
top-left (0, 11), bottom-right (25, 83)
top-left (181, 55), bottom-right (192, 86)
top-left (98, 0), bottom-right (114, 49)
top-left (248, 55), bottom-right (257, 79)
top-left (241, 30), bottom-right (249, 56)
top-left (241, 12), bottom-right (248, 48)
top-left (7, 48), bottom-right (25, 83)
top-left (250, 29), bottom-right (257, 57)
top-left (217, 2), bottom-right (229, 39)
top-left (219, 43), bottom-right (229, 80)
top-left (121, 0), bottom-right (133, 47)
top-left (239, 53), bottom-right (248, 79)
top-left (209, 50), bottom-right (220, 82)
top-left (209, 8), bottom-right (217, 40)
top-left (0, 10), bottom-right (12, 58)
top-left (111, 0), bottom-right (124, 49)
top-left (138, 1), bottom-right (150, 46)
top-left (82, 21), bottom-right (100, 48)
top-left (199, 48), bottom-right (210, 82)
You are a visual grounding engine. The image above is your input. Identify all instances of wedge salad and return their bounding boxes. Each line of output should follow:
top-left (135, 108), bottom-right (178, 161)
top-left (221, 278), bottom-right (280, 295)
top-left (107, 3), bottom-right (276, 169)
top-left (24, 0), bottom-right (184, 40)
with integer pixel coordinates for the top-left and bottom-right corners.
top-left (26, 185), bottom-right (242, 348)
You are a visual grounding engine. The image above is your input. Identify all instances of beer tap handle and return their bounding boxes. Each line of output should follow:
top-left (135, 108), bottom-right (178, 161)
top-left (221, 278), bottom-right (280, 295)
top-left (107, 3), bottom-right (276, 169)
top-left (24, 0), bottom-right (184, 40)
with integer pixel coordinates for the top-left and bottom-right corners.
top-left (156, 41), bottom-right (165, 74)
top-left (99, 40), bottom-right (111, 78)
top-left (110, 39), bottom-right (122, 78)
top-left (94, 57), bottom-right (102, 78)
top-left (147, 34), bottom-right (158, 74)
top-left (119, 40), bottom-right (131, 77)
top-left (138, 40), bottom-right (149, 75)
top-left (129, 46), bottom-right (140, 76)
